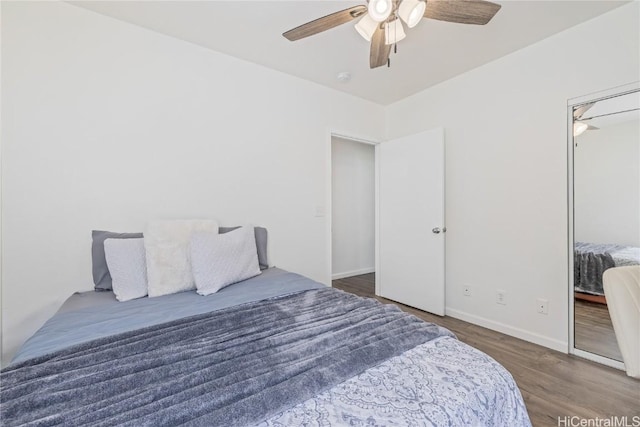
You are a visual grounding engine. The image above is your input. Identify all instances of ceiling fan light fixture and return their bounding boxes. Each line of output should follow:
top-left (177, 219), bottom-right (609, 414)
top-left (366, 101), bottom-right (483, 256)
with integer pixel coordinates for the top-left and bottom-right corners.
top-left (385, 19), bottom-right (406, 45)
top-left (368, 0), bottom-right (393, 22)
top-left (354, 13), bottom-right (378, 41)
top-left (398, 0), bottom-right (426, 28)
top-left (573, 122), bottom-right (588, 137)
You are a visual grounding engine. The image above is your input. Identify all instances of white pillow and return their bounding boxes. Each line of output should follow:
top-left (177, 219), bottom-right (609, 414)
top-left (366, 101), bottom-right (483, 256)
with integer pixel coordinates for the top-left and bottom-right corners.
top-left (144, 219), bottom-right (218, 297)
top-left (104, 238), bottom-right (148, 302)
top-left (191, 225), bottom-right (261, 296)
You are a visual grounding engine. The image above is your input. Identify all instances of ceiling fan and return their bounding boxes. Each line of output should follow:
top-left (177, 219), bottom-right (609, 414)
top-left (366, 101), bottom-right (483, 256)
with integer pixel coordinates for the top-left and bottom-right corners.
top-left (573, 102), bottom-right (599, 137)
top-left (283, 0), bottom-right (502, 69)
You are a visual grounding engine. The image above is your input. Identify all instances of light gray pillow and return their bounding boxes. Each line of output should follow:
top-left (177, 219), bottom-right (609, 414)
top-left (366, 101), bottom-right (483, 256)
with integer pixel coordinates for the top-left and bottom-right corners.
top-left (145, 219), bottom-right (219, 297)
top-left (104, 238), bottom-right (148, 302)
top-left (220, 226), bottom-right (268, 270)
top-left (92, 230), bottom-right (143, 291)
top-left (191, 226), bottom-right (262, 296)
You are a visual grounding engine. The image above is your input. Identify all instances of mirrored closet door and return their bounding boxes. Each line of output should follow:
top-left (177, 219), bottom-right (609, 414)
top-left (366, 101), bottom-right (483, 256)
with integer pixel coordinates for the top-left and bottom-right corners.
top-left (570, 87), bottom-right (640, 364)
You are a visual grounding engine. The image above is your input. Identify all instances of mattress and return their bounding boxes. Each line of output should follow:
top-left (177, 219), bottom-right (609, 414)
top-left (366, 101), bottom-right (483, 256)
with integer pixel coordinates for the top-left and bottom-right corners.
top-left (2, 268), bottom-right (531, 426)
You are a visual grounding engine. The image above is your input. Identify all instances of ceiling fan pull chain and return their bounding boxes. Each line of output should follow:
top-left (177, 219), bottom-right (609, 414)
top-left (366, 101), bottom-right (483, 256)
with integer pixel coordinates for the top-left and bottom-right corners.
top-left (394, 43), bottom-right (397, 54)
top-left (387, 58), bottom-right (391, 68)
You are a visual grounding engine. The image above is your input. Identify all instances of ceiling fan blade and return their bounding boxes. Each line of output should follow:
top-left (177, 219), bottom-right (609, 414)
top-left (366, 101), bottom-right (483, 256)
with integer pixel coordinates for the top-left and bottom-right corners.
top-left (423, 0), bottom-right (501, 25)
top-left (283, 5), bottom-right (367, 41)
top-left (370, 24), bottom-right (392, 69)
top-left (573, 102), bottom-right (596, 119)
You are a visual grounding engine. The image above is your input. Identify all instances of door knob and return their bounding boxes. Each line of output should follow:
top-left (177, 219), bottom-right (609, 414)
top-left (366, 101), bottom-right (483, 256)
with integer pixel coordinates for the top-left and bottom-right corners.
top-left (432, 227), bottom-right (441, 234)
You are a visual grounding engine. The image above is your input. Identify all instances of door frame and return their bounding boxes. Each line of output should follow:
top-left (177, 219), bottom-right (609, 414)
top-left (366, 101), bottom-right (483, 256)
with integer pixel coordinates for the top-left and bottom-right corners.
top-left (567, 81), bottom-right (638, 370)
top-left (326, 130), bottom-right (382, 292)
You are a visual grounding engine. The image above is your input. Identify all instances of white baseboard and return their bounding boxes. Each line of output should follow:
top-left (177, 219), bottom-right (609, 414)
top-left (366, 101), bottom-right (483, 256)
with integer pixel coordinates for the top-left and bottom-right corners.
top-left (332, 268), bottom-right (375, 280)
top-left (445, 308), bottom-right (568, 353)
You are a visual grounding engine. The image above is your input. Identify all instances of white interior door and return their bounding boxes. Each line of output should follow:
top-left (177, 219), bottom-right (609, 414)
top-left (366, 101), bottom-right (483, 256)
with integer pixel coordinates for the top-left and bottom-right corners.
top-left (378, 128), bottom-right (445, 315)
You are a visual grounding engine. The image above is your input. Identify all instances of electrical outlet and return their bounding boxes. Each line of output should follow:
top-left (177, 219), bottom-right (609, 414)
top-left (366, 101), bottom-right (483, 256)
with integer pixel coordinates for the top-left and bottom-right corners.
top-left (463, 285), bottom-right (472, 297)
top-left (496, 290), bottom-right (507, 305)
top-left (537, 298), bottom-right (549, 315)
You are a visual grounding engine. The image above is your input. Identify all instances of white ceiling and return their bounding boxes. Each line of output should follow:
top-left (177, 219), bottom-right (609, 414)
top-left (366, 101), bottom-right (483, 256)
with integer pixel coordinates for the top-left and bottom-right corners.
top-left (69, 0), bottom-right (629, 105)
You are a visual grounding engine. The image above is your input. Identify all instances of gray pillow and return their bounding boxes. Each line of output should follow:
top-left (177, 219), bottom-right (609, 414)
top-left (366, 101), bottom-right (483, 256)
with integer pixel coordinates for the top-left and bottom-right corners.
top-left (220, 226), bottom-right (268, 270)
top-left (92, 230), bottom-right (143, 291)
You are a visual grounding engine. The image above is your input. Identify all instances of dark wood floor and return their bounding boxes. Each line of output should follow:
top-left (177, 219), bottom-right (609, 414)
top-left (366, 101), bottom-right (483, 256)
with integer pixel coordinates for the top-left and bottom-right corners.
top-left (574, 299), bottom-right (622, 361)
top-left (333, 273), bottom-right (640, 427)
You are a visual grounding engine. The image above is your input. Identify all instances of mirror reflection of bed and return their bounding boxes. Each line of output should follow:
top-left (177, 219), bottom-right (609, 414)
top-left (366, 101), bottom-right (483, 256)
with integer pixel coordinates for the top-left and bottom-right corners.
top-left (573, 90), bottom-right (640, 362)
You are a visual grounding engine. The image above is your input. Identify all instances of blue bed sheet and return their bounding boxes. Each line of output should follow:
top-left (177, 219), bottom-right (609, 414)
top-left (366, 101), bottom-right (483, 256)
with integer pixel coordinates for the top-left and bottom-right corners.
top-left (12, 268), bottom-right (323, 364)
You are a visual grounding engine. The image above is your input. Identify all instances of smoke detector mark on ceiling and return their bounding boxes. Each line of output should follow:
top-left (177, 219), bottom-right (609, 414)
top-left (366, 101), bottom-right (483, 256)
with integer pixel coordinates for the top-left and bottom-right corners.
top-left (337, 72), bottom-right (352, 83)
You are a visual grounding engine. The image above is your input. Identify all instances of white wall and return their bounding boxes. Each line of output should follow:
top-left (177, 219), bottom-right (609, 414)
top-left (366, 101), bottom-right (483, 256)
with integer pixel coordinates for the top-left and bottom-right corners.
top-left (0, 1), bottom-right (385, 364)
top-left (575, 119), bottom-right (640, 247)
top-left (331, 137), bottom-right (375, 279)
top-left (386, 2), bottom-right (639, 351)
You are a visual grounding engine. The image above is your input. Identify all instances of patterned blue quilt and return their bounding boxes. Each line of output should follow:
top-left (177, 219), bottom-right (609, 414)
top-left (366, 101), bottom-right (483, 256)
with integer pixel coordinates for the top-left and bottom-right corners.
top-left (263, 337), bottom-right (530, 426)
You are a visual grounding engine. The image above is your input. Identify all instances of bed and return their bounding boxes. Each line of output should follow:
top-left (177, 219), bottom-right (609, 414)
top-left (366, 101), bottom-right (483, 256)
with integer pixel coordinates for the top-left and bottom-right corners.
top-left (1, 268), bottom-right (531, 426)
top-left (575, 242), bottom-right (640, 298)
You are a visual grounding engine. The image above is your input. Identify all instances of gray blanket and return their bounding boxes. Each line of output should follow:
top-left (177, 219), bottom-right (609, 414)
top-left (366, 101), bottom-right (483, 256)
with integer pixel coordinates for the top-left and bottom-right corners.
top-left (1, 288), bottom-right (453, 426)
top-left (574, 242), bottom-right (621, 295)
